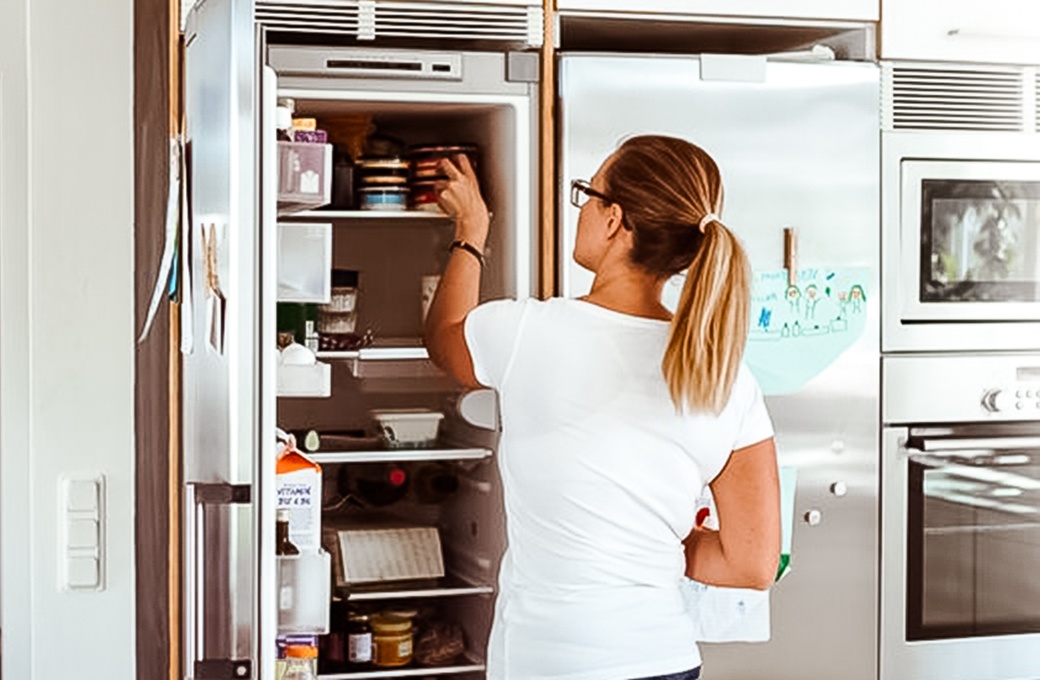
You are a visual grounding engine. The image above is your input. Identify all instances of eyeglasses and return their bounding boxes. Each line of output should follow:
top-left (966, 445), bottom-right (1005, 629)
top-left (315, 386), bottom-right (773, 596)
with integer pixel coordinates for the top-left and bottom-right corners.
top-left (570, 179), bottom-right (613, 209)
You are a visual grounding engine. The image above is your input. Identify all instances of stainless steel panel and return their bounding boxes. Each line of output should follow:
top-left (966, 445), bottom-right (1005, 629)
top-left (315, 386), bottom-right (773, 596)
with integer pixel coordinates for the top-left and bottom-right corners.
top-left (881, 427), bottom-right (1040, 680)
top-left (559, 54), bottom-right (880, 680)
top-left (882, 353), bottom-right (1040, 424)
top-left (184, 0), bottom-right (259, 673)
top-left (881, 130), bottom-right (1040, 352)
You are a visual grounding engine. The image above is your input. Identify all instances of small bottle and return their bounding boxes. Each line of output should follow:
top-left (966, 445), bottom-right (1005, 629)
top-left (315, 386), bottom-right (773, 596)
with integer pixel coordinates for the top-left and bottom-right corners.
top-left (282, 644), bottom-right (318, 680)
top-left (347, 612), bottom-right (374, 667)
top-left (276, 508), bottom-right (300, 556)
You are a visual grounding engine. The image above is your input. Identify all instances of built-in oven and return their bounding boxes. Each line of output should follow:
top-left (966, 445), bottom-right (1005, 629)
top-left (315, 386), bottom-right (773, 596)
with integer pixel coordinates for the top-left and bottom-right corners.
top-left (882, 354), bottom-right (1040, 680)
top-left (883, 133), bottom-right (1040, 352)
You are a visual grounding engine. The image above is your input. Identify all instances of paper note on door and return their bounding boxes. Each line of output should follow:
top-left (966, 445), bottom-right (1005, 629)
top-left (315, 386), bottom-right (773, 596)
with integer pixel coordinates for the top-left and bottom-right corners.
top-left (744, 268), bottom-right (869, 395)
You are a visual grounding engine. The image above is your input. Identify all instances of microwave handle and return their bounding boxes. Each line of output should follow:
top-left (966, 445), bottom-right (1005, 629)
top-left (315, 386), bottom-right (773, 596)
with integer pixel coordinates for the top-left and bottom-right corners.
top-left (906, 435), bottom-right (1040, 453)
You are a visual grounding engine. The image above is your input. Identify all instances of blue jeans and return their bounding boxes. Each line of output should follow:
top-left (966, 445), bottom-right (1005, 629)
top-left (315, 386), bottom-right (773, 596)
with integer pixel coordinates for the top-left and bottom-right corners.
top-left (633, 668), bottom-right (701, 680)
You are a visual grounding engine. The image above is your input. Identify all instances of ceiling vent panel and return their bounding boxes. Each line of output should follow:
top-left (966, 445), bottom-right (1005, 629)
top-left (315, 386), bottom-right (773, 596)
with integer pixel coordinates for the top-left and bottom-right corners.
top-left (256, 0), bottom-right (543, 46)
top-left (883, 63), bottom-right (1028, 132)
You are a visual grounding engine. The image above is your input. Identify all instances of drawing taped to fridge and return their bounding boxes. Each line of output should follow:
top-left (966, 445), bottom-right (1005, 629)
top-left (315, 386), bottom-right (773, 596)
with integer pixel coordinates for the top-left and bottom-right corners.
top-left (743, 267), bottom-right (868, 395)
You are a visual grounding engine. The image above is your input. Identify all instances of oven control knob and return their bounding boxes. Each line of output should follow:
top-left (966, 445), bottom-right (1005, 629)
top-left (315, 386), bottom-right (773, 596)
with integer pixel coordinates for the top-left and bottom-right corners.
top-left (830, 481), bottom-right (848, 497)
top-left (982, 389), bottom-right (1010, 413)
top-left (804, 509), bottom-right (822, 526)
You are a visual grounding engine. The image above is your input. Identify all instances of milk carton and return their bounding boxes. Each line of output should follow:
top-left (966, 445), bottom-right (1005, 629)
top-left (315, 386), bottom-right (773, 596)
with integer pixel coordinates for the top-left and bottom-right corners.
top-left (276, 440), bottom-right (322, 553)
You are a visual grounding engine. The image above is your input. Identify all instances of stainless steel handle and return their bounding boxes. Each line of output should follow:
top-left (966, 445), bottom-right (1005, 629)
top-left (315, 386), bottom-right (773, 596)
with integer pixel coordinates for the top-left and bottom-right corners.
top-left (947, 28), bottom-right (1040, 41)
top-left (184, 482), bottom-right (252, 680)
top-left (906, 436), bottom-right (1040, 453)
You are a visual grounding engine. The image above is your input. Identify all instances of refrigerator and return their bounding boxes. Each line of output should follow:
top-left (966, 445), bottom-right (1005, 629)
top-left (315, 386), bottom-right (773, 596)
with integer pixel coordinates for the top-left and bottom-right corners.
top-left (558, 53), bottom-right (881, 680)
top-left (182, 1), bottom-right (538, 677)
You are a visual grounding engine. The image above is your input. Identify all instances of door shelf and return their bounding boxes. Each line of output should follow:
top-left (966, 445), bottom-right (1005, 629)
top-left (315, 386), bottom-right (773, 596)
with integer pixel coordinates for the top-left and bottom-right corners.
top-left (319, 655), bottom-right (485, 679)
top-left (309, 447), bottom-right (492, 465)
top-left (317, 343), bottom-right (438, 379)
top-left (341, 574), bottom-right (495, 601)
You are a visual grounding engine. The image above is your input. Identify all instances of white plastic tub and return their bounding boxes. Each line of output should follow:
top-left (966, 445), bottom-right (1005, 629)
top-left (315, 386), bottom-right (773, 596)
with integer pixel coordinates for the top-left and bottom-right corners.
top-left (370, 409), bottom-right (444, 448)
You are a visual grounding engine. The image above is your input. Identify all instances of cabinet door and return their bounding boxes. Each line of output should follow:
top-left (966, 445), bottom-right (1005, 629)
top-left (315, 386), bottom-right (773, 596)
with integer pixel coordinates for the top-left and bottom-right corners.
top-left (882, 0), bottom-right (1040, 64)
top-left (556, 0), bottom-right (878, 22)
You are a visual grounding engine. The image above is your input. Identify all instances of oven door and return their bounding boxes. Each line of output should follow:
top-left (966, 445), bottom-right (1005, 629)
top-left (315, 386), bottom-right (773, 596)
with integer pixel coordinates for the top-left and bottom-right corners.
top-left (882, 426), bottom-right (1040, 680)
top-left (899, 160), bottom-right (1040, 323)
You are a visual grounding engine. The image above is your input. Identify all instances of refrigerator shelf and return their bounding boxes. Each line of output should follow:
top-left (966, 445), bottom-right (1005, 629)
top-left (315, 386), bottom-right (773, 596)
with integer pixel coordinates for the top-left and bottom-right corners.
top-left (318, 655), bottom-right (485, 679)
top-left (317, 347), bottom-right (429, 362)
top-left (341, 573), bottom-right (495, 601)
top-left (291, 209), bottom-right (453, 222)
top-left (309, 447), bottom-right (492, 464)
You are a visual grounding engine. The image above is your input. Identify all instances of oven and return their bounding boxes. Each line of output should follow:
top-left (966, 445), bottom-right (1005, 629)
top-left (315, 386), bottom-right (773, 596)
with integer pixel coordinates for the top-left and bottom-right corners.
top-left (882, 354), bottom-right (1040, 680)
top-left (882, 133), bottom-right (1040, 352)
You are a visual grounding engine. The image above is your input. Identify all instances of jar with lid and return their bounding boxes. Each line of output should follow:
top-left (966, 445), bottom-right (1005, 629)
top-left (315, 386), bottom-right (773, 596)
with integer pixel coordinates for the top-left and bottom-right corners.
top-left (282, 644), bottom-right (318, 680)
top-left (371, 614), bottom-right (414, 667)
top-left (347, 612), bottom-right (373, 667)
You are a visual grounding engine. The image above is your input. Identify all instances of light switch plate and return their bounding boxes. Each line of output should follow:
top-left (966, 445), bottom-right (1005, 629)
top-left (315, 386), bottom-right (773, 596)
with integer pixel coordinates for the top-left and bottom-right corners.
top-left (62, 475), bottom-right (104, 591)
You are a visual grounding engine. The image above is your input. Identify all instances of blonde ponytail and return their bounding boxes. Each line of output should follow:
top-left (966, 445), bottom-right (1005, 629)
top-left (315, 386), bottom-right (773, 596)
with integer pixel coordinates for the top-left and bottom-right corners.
top-left (662, 221), bottom-right (750, 414)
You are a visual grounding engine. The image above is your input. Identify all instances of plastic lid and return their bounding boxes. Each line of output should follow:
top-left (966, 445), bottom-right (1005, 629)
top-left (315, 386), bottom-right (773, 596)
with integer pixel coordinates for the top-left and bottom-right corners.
top-left (371, 615), bottom-right (412, 634)
top-left (276, 507), bottom-right (291, 522)
top-left (285, 644), bottom-right (318, 659)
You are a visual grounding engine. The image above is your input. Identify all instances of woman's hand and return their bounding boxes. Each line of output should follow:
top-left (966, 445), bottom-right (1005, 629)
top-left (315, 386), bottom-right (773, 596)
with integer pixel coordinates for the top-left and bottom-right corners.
top-left (437, 155), bottom-right (490, 251)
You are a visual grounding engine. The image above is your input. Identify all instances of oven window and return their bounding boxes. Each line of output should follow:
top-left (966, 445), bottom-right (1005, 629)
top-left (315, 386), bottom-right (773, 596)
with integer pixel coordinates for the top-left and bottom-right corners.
top-left (920, 179), bottom-right (1040, 303)
top-left (907, 454), bottom-right (1040, 640)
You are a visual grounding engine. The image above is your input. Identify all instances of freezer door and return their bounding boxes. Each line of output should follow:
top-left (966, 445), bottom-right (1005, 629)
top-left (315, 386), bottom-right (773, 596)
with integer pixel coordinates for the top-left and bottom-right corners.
top-left (183, 0), bottom-right (262, 677)
top-left (559, 54), bottom-right (880, 680)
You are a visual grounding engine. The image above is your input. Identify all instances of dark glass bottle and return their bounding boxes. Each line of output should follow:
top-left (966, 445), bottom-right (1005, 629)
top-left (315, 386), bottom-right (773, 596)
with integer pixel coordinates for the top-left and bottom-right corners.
top-left (276, 508), bottom-right (300, 556)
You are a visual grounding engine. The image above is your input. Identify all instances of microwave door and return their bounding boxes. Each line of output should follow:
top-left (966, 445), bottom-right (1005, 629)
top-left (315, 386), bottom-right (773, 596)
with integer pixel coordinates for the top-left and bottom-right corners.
top-left (898, 161), bottom-right (1040, 323)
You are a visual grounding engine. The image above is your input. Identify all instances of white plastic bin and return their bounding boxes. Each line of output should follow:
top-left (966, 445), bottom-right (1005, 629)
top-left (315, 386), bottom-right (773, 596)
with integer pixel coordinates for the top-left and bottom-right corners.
top-left (278, 362), bottom-right (331, 398)
top-left (277, 222), bottom-right (332, 303)
top-left (278, 142), bottom-right (332, 212)
top-left (277, 550), bottom-right (332, 635)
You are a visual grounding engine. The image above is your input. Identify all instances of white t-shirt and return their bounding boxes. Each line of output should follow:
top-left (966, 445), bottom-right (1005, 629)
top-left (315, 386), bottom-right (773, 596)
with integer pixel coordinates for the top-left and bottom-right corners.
top-left (465, 297), bottom-right (774, 680)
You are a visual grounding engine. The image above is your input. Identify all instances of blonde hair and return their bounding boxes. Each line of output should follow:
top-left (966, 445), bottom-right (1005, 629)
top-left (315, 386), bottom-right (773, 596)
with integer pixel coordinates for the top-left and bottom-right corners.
top-left (602, 135), bottom-right (750, 413)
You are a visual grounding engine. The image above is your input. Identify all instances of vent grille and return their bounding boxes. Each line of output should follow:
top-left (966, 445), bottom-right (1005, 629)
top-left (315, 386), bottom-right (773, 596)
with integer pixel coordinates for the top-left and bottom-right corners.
top-left (256, 0), bottom-right (542, 46)
top-left (883, 63), bottom-right (1027, 132)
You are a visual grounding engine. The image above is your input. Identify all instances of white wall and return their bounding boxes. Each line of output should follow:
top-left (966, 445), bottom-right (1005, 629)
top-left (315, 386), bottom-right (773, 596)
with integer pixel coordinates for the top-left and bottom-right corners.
top-left (0, 0), bottom-right (136, 677)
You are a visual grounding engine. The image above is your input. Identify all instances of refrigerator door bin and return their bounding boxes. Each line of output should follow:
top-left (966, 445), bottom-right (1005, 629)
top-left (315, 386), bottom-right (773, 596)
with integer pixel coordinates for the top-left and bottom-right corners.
top-left (278, 550), bottom-right (333, 634)
top-left (278, 361), bottom-right (332, 398)
top-left (279, 141), bottom-right (333, 213)
top-left (278, 221), bottom-right (333, 303)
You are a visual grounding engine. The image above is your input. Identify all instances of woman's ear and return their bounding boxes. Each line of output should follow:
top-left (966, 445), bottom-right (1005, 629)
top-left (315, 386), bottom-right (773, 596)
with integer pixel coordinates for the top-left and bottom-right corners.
top-left (605, 202), bottom-right (626, 238)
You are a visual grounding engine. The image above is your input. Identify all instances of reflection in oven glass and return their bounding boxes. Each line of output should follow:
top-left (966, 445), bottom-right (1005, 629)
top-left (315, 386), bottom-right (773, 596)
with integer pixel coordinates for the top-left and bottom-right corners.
top-left (908, 456), bottom-right (1040, 640)
top-left (921, 180), bottom-right (1040, 303)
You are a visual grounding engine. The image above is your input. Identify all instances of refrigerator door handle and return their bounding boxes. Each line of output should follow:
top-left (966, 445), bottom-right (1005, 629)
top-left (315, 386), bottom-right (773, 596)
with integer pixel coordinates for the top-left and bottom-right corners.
top-left (184, 482), bottom-right (253, 680)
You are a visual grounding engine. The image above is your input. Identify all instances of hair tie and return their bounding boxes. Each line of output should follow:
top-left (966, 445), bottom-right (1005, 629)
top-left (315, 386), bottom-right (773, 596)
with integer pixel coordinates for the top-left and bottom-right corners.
top-left (698, 213), bottom-right (719, 232)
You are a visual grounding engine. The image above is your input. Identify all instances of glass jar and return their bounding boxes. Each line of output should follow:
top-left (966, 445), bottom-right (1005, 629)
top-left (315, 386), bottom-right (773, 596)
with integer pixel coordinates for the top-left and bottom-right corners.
top-left (347, 613), bottom-right (373, 666)
top-left (371, 614), bottom-right (413, 667)
top-left (282, 644), bottom-right (318, 680)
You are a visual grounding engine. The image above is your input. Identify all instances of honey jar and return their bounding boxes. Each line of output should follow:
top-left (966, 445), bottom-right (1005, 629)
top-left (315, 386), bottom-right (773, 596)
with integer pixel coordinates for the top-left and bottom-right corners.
top-left (371, 614), bottom-right (413, 667)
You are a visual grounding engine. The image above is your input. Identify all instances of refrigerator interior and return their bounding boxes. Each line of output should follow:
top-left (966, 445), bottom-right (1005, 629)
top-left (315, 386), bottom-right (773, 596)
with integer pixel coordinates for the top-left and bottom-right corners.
top-left (273, 94), bottom-right (523, 678)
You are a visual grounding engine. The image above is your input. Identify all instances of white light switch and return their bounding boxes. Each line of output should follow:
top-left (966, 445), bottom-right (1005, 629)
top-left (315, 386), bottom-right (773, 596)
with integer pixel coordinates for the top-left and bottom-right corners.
top-left (67, 519), bottom-right (99, 550)
top-left (66, 479), bottom-right (98, 513)
top-left (66, 556), bottom-right (100, 589)
top-left (62, 476), bottom-right (104, 590)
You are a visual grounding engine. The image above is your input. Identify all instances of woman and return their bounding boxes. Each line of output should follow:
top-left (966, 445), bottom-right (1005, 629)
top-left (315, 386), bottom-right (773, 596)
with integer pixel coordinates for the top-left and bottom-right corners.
top-left (424, 135), bottom-right (780, 680)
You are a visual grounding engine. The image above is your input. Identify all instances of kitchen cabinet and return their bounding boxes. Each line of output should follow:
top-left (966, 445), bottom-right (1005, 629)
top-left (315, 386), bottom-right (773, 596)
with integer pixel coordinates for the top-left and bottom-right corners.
top-left (556, 0), bottom-right (878, 23)
top-left (881, 0), bottom-right (1040, 64)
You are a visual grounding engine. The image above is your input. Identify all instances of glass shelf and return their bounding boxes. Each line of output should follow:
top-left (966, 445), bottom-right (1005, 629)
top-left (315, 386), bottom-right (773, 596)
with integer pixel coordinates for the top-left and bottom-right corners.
top-left (317, 347), bottom-right (429, 362)
top-left (291, 209), bottom-right (452, 221)
top-left (318, 655), bottom-right (485, 679)
top-left (309, 447), bottom-right (492, 464)
top-left (341, 574), bottom-right (494, 601)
